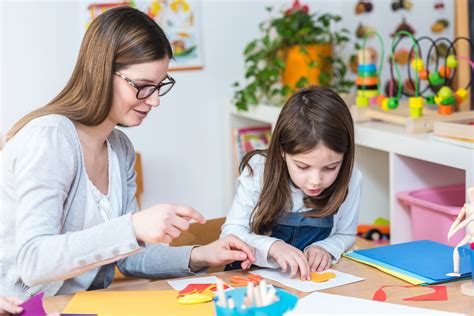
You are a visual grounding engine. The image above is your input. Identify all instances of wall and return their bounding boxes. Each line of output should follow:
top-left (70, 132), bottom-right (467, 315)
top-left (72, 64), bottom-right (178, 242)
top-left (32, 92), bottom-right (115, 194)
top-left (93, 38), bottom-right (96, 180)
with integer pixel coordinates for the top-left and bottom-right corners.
top-left (0, 1), bottom-right (298, 218)
top-left (1, 1), bottom-right (344, 219)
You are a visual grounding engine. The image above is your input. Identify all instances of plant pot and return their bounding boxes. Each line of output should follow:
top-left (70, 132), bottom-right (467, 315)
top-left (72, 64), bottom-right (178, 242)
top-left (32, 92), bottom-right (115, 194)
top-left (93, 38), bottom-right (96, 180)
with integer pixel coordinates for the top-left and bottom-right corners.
top-left (281, 43), bottom-right (333, 90)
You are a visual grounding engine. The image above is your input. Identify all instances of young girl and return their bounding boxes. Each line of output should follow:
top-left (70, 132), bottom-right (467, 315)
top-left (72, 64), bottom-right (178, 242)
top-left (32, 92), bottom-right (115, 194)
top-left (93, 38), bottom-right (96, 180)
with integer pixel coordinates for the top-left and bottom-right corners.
top-left (221, 86), bottom-right (362, 280)
top-left (0, 7), bottom-right (254, 299)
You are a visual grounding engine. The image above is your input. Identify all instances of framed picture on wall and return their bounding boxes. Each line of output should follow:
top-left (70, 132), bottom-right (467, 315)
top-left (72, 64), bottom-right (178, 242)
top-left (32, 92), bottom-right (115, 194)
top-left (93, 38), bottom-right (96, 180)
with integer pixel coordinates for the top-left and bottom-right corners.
top-left (147, 0), bottom-right (204, 71)
top-left (86, 0), bottom-right (204, 71)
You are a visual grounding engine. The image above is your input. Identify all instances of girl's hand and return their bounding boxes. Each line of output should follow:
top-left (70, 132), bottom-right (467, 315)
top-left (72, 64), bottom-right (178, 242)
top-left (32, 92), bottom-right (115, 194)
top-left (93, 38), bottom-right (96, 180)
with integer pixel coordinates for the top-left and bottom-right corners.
top-left (304, 245), bottom-right (332, 272)
top-left (0, 296), bottom-right (23, 315)
top-left (132, 203), bottom-right (205, 244)
top-left (268, 240), bottom-right (310, 280)
top-left (189, 235), bottom-right (256, 271)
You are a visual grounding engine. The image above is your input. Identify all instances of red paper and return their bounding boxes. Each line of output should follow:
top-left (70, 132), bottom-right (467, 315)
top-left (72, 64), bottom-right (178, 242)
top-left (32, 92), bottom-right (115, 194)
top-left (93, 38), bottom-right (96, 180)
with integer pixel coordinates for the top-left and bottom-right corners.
top-left (178, 283), bottom-right (229, 296)
top-left (372, 285), bottom-right (447, 302)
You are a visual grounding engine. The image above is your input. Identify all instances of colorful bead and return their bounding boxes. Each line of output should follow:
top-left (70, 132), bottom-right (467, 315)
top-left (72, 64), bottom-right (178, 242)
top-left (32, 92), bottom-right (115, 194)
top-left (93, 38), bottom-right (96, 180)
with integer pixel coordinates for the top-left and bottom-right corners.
top-left (438, 86), bottom-right (452, 99)
top-left (356, 96), bottom-right (369, 107)
top-left (425, 95), bottom-right (436, 104)
top-left (455, 88), bottom-right (468, 101)
top-left (440, 95), bottom-right (456, 105)
top-left (409, 96), bottom-right (424, 109)
top-left (358, 64), bottom-right (376, 73)
top-left (429, 72), bottom-right (444, 86)
top-left (438, 104), bottom-right (454, 115)
top-left (446, 55), bottom-right (458, 68)
top-left (411, 58), bottom-right (424, 72)
top-left (409, 106), bottom-right (423, 118)
top-left (419, 69), bottom-right (429, 81)
top-left (409, 97), bottom-right (423, 118)
top-left (376, 94), bottom-right (386, 106)
top-left (438, 66), bottom-right (451, 78)
top-left (357, 90), bottom-right (379, 98)
top-left (387, 97), bottom-right (398, 109)
top-left (356, 76), bottom-right (378, 86)
top-left (381, 97), bottom-right (389, 111)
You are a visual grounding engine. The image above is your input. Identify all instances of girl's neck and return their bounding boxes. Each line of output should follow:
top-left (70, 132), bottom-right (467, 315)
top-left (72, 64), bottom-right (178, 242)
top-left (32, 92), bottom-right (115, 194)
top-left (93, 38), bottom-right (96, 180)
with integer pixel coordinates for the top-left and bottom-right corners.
top-left (75, 119), bottom-right (115, 153)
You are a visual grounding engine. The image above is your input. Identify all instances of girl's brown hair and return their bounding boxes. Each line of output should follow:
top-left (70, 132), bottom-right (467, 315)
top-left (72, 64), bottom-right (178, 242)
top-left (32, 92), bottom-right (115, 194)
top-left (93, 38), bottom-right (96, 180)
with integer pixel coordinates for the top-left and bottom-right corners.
top-left (241, 86), bottom-right (355, 234)
top-left (7, 7), bottom-right (172, 140)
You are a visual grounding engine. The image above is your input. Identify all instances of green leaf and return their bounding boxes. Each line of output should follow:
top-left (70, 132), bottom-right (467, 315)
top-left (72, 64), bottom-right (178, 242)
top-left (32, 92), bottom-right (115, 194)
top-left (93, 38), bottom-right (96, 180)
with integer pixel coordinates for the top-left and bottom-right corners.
top-left (244, 40), bottom-right (258, 55)
top-left (281, 85), bottom-right (292, 96)
top-left (296, 77), bottom-right (309, 88)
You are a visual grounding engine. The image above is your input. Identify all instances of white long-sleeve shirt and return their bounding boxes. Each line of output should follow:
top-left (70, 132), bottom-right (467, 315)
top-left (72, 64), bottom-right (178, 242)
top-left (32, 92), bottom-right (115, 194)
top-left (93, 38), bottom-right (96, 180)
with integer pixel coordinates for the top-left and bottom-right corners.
top-left (221, 154), bottom-right (362, 268)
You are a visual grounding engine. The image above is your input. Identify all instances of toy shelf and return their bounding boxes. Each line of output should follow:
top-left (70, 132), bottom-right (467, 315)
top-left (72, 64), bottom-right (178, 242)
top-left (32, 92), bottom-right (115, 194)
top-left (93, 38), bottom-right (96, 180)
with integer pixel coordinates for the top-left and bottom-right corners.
top-left (224, 102), bottom-right (474, 243)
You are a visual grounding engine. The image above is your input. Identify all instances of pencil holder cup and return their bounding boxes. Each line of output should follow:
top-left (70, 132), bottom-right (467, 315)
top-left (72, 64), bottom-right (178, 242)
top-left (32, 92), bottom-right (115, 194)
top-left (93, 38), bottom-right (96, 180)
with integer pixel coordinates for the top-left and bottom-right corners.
top-left (214, 287), bottom-right (298, 316)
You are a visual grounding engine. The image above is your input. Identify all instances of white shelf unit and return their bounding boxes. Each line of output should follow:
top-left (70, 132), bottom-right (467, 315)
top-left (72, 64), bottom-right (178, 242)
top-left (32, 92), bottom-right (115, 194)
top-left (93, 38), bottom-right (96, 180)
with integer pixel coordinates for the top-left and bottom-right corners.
top-left (225, 103), bottom-right (474, 244)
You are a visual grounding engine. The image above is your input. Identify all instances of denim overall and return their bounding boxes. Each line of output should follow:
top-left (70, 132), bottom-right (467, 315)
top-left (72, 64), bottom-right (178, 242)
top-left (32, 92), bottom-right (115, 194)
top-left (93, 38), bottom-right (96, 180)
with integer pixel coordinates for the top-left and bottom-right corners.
top-left (225, 210), bottom-right (334, 270)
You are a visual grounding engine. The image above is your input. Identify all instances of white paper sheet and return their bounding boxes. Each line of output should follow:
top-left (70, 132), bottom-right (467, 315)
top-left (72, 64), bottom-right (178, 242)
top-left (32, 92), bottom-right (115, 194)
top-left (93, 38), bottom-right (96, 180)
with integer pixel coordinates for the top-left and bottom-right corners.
top-left (287, 292), bottom-right (465, 315)
top-left (167, 276), bottom-right (221, 290)
top-left (252, 268), bottom-right (364, 292)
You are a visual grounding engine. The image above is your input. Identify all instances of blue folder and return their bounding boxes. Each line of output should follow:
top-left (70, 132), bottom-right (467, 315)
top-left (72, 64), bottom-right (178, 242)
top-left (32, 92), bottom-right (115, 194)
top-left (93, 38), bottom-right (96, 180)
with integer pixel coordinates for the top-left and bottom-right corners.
top-left (354, 240), bottom-right (471, 282)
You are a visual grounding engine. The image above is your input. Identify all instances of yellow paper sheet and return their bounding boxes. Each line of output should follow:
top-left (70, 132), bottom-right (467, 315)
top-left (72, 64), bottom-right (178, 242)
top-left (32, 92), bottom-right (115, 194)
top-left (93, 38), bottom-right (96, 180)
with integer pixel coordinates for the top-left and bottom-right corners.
top-left (342, 255), bottom-right (424, 285)
top-left (63, 290), bottom-right (215, 316)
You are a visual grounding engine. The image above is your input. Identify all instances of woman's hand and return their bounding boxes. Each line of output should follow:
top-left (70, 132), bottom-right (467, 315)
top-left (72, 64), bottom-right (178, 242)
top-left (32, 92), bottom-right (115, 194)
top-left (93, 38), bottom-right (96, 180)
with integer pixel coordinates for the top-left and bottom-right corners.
top-left (132, 203), bottom-right (205, 244)
top-left (268, 240), bottom-right (310, 280)
top-left (304, 245), bottom-right (332, 272)
top-left (189, 235), bottom-right (256, 271)
top-left (0, 296), bottom-right (23, 315)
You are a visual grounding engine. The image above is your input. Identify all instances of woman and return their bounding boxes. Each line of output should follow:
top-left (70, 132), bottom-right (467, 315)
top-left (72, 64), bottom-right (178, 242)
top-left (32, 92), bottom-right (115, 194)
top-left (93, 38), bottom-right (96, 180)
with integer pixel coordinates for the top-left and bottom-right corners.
top-left (0, 6), bottom-right (254, 299)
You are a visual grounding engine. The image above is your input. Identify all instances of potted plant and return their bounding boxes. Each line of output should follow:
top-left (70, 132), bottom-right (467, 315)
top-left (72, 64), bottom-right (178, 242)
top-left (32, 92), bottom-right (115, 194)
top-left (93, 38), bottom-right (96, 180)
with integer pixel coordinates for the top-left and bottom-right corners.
top-left (232, 0), bottom-right (352, 111)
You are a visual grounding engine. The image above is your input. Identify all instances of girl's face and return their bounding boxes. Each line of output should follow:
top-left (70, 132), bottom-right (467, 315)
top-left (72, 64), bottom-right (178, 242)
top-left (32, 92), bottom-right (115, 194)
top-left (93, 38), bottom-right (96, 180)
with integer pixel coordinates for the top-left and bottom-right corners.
top-left (284, 143), bottom-right (343, 197)
top-left (108, 58), bottom-right (170, 127)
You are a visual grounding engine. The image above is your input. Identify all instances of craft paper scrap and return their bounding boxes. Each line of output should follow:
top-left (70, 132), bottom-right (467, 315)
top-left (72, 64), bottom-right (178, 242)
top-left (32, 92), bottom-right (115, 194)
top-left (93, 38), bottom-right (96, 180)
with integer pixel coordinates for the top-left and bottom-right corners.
top-left (19, 292), bottom-right (46, 316)
top-left (167, 276), bottom-right (221, 290)
top-left (63, 290), bottom-right (214, 316)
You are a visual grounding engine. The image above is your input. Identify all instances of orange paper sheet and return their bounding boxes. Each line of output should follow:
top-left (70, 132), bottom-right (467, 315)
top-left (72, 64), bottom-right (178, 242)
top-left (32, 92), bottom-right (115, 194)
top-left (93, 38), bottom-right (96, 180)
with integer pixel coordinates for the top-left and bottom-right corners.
top-left (63, 290), bottom-right (215, 316)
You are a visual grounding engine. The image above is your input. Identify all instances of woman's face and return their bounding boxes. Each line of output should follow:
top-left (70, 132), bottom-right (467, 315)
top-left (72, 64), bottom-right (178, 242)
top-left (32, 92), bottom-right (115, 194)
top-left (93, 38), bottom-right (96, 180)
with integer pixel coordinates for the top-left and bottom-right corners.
top-left (284, 143), bottom-right (343, 197)
top-left (109, 58), bottom-right (170, 127)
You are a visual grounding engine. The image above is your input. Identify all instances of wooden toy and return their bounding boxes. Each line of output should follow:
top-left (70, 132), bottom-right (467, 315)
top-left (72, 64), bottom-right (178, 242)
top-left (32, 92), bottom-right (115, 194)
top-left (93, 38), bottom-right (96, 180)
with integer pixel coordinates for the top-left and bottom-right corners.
top-left (434, 117), bottom-right (474, 141)
top-left (446, 187), bottom-right (474, 296)
top-left (352, 33), bottom-right (474, 133)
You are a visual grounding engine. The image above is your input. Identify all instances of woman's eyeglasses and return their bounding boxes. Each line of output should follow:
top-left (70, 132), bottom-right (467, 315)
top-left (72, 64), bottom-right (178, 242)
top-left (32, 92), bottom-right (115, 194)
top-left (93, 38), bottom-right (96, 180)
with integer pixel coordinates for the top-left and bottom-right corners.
top-left (114, 72), bottom-right (176, 99)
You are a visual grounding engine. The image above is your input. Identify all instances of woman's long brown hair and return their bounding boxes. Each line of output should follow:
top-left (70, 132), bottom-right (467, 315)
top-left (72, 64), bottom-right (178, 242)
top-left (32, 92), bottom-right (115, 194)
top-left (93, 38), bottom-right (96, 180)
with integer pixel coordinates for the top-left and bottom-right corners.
top-left (7, 7), bottom-right (172, 140)
top-left (241, 86), bottom-right (355, 235)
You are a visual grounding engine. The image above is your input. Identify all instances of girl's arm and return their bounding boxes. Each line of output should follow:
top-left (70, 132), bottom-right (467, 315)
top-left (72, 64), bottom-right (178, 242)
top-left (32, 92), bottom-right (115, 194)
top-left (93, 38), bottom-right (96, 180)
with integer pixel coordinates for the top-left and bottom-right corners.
top-left (13, 126), bottom-right (141, 286)
top-left (305, 170), bottom-right (363, 262)
top-left (220, 156), bottom-right (280, 268)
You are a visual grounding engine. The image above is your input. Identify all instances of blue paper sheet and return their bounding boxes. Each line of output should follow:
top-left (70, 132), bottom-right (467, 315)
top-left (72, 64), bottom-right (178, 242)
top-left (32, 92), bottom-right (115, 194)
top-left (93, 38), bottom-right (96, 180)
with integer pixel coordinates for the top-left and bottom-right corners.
top-left (354, 240), bottom-right (471, 281)
top-left (344, 251), bottom-right (437, 284)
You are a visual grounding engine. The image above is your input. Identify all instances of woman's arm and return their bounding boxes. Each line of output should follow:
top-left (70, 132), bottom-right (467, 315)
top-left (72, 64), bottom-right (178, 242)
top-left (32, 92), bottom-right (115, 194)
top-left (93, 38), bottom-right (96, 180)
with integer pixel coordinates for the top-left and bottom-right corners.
top-left (13, 126), bottom-right (141, 286)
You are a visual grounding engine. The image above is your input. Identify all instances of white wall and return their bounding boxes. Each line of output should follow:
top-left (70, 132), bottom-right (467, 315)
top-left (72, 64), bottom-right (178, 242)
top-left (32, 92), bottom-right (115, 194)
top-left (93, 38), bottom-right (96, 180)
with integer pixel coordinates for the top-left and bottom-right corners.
top-left (1, 0), bottom-right (342, 219)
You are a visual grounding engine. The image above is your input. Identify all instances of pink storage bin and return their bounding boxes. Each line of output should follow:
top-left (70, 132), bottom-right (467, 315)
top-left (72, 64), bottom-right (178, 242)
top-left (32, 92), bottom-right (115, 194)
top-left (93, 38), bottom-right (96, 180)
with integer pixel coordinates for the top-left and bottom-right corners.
top-left (396, 184), bottom-right (466, 247)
